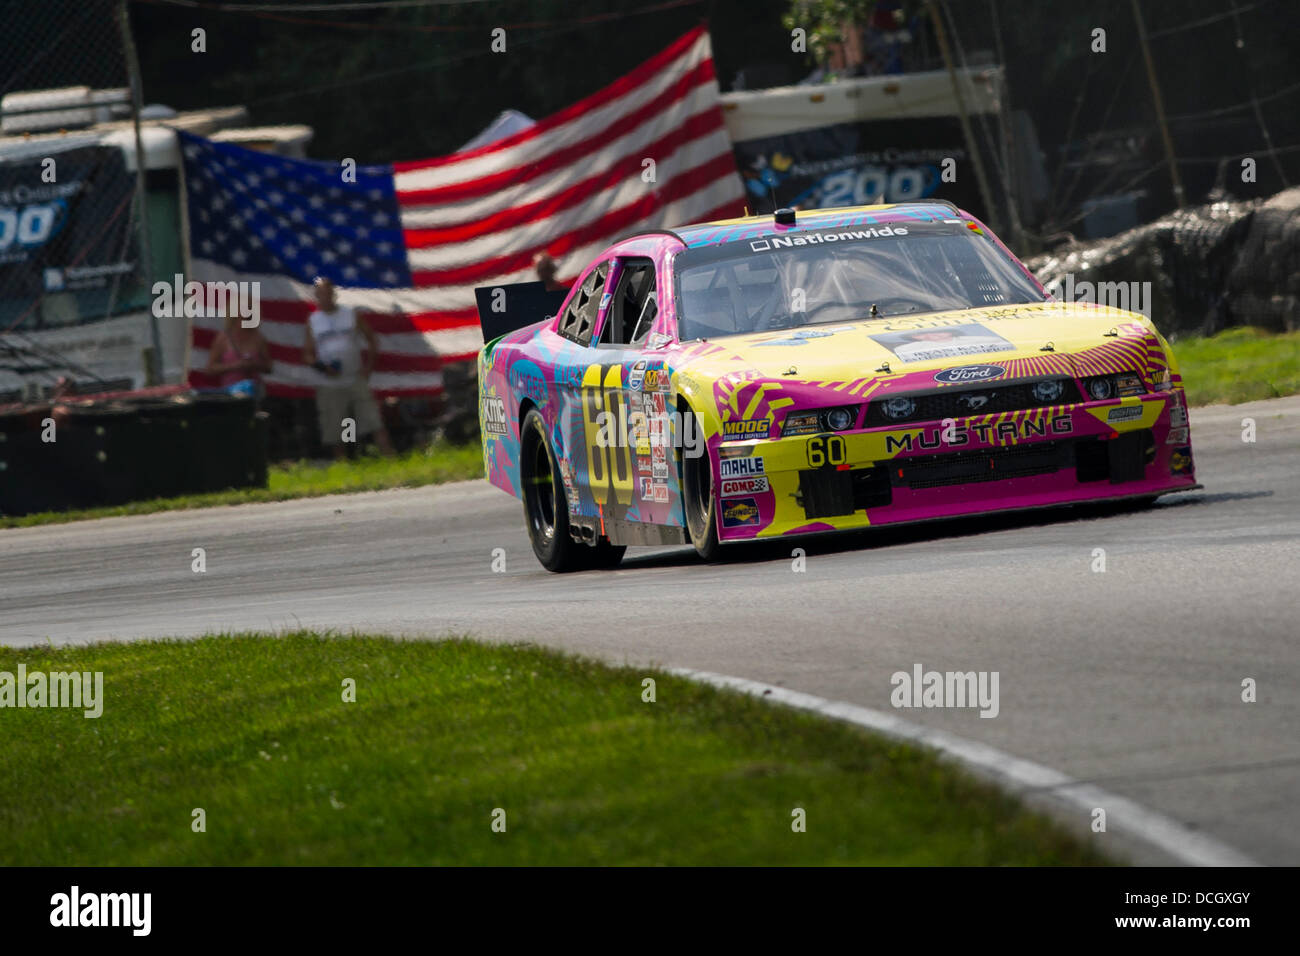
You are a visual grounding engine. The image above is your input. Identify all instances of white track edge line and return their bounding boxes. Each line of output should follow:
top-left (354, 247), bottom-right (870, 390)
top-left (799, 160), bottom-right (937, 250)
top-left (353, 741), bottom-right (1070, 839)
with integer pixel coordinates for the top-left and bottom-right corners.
top-left (669, 668), bottom-right (1259, 867)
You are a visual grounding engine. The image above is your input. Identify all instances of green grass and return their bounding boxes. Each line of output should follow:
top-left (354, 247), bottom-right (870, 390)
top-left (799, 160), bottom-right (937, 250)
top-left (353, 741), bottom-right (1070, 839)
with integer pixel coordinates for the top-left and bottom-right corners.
top-left (1175, 326), bottom-right (1300, 406)
top-left (0, 633), bottom-right (1109, 866)
top-left (1, 441), bottom-right (484, 529)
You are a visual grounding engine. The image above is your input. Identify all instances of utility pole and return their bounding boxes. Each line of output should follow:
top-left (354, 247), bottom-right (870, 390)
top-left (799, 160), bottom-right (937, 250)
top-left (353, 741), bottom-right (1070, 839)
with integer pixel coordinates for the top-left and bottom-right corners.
top-left (928, 1), bottom-right (1001, 234)
top-left (1130, 0), bottom-right (1186, 208)
top-left (988, 0), bottom-right (1026, 252)
top-left (117, 0), bottom-right (164, 385)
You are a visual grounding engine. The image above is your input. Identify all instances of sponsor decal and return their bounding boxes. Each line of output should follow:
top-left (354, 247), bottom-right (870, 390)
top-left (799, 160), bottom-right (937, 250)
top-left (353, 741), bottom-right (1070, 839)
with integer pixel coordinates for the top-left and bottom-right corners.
top-left (721, 497), bottom-right (761, 528)
top-left (718, 455), bottom-right (765, 479)
top-left (555, 364), bottom-right (588, 389)
top-left (719, 444), bottom-right (755, 458)
top-left (636, 455), bottom-right (652, 474)
top-left (648, 332), bottom-right (672, 349)
top-left (628, 359), bottom-right (648, 391)
top-left (885, 415), bottom-right (1072, 452)
top-left (722, 417), bottom-right (771, 439)
top-left (1166, 426), bottom-right (1190, 445)
top-left (510, 359), bottom-right (548, 406)
top-left (558, 459), bottom-right (580, 512)
top-left (1115, 372), bottom-right (1145, 396)
top-left (753, 326), bottom-right (854, 347)
top-left (781, 411), bottom-right (822, 435)
top-left (480, 396), bottom-right (507, 436)
top-left (641, 368), bottom-right (669, 391)
top-left (1171, 446), bottom-right (1193, 474)
top-left (870, 322), bottom-right (1015, 363)
top-left (748, 226), bottom-right (910, 254)
top-left (1170, 406), bottom-right (1188, 427)
top-left (933, 364), bottom-right (1005, 385)
top-left (721, 476), bottom-right (770, 496)
top-left (1107, 404), bottom-right (1144, 423)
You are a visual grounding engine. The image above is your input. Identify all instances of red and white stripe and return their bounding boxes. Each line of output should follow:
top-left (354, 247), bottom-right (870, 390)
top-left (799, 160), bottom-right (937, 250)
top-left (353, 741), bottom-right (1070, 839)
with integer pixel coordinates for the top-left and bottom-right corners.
top-left (188, 26), bottom-right (744, 399)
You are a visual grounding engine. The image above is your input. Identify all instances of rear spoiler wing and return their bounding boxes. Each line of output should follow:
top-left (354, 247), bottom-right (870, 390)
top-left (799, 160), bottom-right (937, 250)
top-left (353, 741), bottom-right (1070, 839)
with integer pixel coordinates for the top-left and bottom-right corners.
top-left (474, 281), bottom-right (569, 342)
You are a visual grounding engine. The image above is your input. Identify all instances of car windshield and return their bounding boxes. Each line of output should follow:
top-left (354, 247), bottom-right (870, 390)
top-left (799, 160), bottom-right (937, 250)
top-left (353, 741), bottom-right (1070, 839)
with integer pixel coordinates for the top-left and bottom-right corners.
top-left (673, 221), bottom-right (1046, 341)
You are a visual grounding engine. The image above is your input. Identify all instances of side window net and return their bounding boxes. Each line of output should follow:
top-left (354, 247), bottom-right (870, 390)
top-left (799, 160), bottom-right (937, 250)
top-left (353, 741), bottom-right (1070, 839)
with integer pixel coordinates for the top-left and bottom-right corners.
top-left (559, 262), bottom-right (608, 346)
top-left (599, 258), bottom-right (656, 347)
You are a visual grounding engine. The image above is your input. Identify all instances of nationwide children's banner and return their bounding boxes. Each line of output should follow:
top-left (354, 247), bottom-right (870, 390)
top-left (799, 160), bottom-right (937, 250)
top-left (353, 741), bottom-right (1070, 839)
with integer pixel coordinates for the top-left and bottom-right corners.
top-left (0, 144), bottom-right (138, 299)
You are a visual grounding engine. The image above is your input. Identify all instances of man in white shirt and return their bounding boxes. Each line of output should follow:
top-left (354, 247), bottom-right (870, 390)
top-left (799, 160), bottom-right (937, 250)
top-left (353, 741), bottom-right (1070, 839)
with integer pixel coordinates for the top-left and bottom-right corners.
top-left (302, 277), bottom-right (394, 458)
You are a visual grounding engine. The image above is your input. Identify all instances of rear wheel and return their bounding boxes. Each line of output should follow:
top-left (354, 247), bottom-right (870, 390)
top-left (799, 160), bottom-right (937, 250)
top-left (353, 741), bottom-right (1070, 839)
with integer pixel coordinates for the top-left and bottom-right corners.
top-left (520, 409), bottom-right (582, 572)
top-left (680, 408), bottom-right (721, 560)
top-left (520, 409), bottom-right (626, 572)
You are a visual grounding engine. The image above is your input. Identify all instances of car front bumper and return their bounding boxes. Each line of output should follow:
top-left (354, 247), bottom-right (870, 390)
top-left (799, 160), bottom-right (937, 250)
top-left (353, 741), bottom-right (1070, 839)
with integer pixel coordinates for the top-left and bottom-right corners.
top-left (713, 389), bottom-right (1198, 541)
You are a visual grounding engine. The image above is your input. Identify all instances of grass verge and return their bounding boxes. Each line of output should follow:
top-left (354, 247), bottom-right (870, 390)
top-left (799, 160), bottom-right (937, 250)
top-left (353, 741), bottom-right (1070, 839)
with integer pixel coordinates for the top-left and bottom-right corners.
top-left (1175, 326), bottom-right (1300, 406)
top-left (1, 441), bottom-right (483, 529)
top-left (0, 633), bottom-right (1109, 866)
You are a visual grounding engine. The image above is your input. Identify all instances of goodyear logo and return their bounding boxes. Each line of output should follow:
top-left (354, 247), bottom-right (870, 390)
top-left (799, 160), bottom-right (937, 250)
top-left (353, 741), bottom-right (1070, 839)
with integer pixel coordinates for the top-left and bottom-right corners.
top-left (722, 417), bottom-right (771, 439)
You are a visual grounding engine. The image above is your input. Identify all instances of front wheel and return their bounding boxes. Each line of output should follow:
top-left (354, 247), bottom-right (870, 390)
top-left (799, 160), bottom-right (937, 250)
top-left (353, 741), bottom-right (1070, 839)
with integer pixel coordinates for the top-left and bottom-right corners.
top-left (679, 408), bottom-right (721, 560)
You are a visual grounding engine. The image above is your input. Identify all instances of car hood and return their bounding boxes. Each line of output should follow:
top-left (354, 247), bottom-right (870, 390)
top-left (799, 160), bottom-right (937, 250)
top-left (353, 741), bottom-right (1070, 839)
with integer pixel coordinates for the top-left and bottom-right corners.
top-left (673, 302), bottom-right (1160, 382)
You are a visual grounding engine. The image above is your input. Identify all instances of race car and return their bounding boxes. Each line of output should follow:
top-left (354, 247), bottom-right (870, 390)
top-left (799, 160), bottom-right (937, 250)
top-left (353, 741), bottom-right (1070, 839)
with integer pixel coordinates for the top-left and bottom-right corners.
top-left (477, 200), bottom-right (1198, 571)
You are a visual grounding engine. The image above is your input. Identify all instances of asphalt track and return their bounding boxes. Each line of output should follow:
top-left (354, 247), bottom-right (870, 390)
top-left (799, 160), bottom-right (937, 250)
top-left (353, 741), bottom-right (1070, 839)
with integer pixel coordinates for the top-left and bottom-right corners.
top-left (3, 396), bottom-right (1298, 865)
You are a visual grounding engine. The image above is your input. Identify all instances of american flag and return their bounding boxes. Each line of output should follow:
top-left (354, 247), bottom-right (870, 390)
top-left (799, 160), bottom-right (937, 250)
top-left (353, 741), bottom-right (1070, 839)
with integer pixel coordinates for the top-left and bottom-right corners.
top-left (184, 26), bottom-right (745, 398)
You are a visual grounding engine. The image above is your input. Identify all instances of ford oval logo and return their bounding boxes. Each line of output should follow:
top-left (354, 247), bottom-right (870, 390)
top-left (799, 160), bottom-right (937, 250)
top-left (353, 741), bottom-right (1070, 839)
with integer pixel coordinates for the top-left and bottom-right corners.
top-left (934, 365), bottom-right (1005, 384)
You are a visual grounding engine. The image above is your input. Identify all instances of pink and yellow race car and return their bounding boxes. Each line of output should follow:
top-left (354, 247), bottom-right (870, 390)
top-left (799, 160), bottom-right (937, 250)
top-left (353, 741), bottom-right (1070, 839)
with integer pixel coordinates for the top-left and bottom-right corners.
top-left (477, 201), bottom-right (1198, 571)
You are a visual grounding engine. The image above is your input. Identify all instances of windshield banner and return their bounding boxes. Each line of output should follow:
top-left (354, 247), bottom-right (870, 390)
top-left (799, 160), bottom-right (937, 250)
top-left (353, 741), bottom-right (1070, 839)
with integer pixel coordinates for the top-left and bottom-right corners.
top-left (733, 116), bottom-right (994, 221)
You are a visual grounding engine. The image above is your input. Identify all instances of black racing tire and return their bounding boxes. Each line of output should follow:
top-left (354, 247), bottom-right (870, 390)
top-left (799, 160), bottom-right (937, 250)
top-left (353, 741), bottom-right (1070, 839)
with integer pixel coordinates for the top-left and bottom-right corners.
top-left (519, 408), bottom-right (583, 572)
top-left (679, 407), bottom-right (721, 561)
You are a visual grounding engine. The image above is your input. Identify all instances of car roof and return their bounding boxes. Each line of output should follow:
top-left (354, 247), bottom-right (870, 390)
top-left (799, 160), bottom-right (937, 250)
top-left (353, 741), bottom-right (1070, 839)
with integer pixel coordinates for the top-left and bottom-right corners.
top-left (669, 199), bottom-right (972, 250)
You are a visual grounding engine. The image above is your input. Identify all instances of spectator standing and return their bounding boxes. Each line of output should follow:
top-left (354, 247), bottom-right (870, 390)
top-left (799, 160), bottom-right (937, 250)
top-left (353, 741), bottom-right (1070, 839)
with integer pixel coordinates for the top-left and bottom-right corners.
top-left (533, 252), bottom-right (568, 292)
top-left (302, 276), bottom-right (394, 458)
